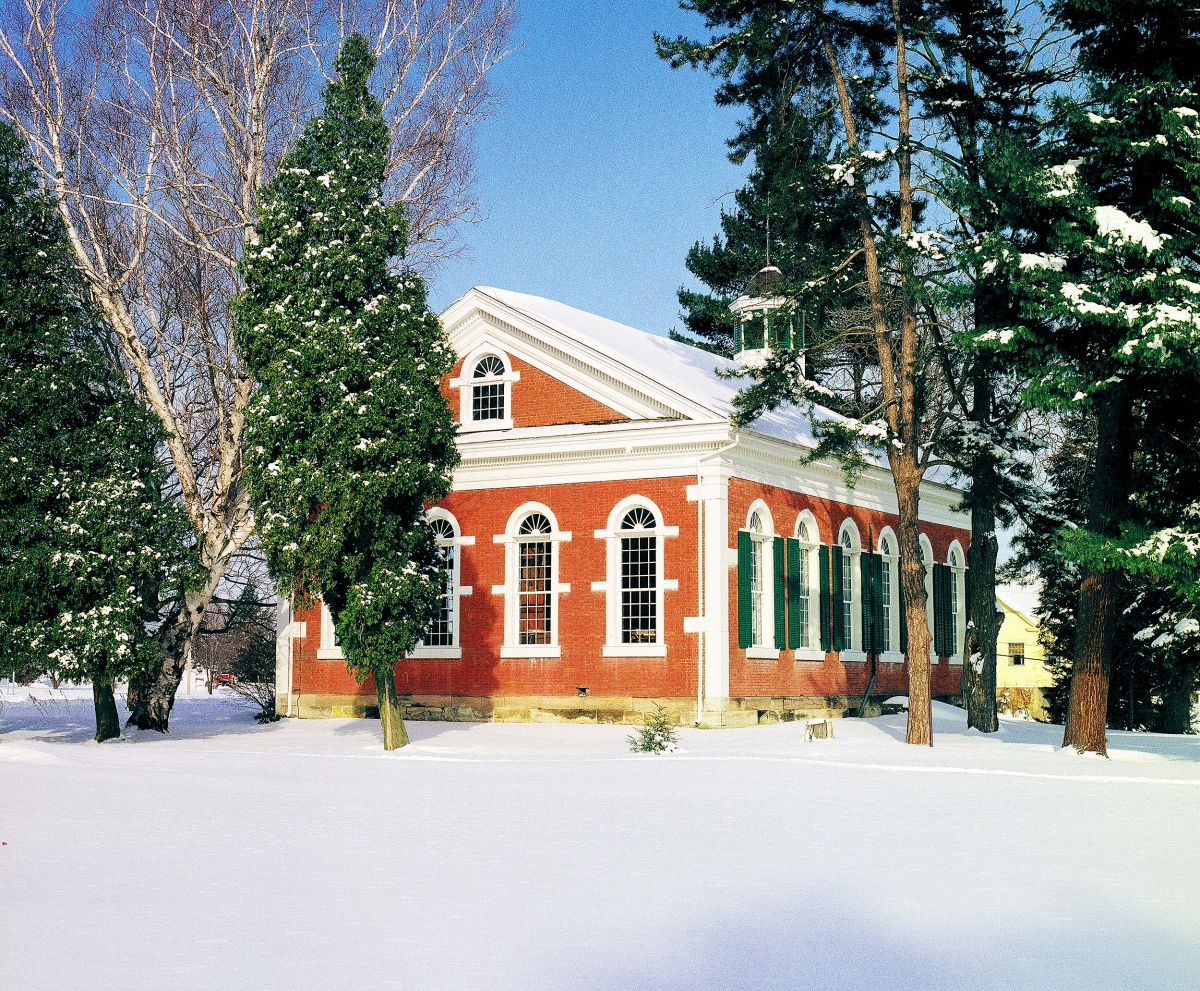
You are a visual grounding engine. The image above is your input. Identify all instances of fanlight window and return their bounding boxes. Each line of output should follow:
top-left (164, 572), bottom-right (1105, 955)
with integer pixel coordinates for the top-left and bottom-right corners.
top-left (424, 517), bottom-right (457, 647)
top-left (517, 513), bottom-right (554, 645)
top-left (619, 507), bottom-right (658, 645)
top-left (471, 354), bottom-right (508, 422)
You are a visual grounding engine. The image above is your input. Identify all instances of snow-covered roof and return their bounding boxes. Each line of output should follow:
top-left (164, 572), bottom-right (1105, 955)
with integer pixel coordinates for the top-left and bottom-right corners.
top-left (474, 286), bottom-right (854, 454)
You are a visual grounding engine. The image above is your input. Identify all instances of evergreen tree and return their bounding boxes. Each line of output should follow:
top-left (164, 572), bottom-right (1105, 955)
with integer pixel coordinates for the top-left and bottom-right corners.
top-left (977, 0), bottom-right (1200, 753)
top-left (238, 35), bottom-right (459, 751)
top-left (0, 124), bottom-right (195, 742)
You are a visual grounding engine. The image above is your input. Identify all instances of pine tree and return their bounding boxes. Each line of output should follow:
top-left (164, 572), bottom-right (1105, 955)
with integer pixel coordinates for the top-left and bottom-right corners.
top-left (238, 35), bottom-right (459, 751)
top-left (0, 124), bottom-right (195, 742)
top-left (976, 0), bottom-right (1200, 753)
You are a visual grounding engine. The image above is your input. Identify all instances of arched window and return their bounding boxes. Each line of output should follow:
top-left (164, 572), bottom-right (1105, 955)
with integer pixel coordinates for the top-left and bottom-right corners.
top-left (597, 499), bottom-right (678, 656)
top-left (948, 542), bottom-right (967, 662)
top-left (794, 512), bottom-right (820, 652)
top-left (426, 516), bottom-right (458, 646)
top-left (453, 348), bottom-right (518, 430)
top-left (749, 510), bottom-right (767, 647)
top-left (411, 510), bottom-right (473, 659)
top-left (919, 533), bottom-right (935, 660)
top-left (496, 504), bottom-right (570, 657)
top-left (471, 354), bottom-right (508, 422)
top-left (838, 520), bottom-right (862, 653)
top-left (517, 513), bottom-right (554, 646)
top-left (878, 530), bottom-right (899, 655)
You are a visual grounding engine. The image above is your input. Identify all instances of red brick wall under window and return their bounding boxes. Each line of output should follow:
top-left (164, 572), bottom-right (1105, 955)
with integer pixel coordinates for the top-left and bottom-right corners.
top-left (726, 477), bottom-right (970, 700)
top-left (443, 352), bottom-right (628, 428)
top-left (291, 476), bottom-right (698, 700)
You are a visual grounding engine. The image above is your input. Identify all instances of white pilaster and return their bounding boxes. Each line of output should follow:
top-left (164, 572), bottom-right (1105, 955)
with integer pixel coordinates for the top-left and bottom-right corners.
top-left (698, 463), bottom-right (732, 706)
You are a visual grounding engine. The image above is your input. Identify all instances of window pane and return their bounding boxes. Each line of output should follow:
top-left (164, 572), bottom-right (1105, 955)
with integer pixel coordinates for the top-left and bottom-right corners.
top-left (881, 558), bottom-right (892, 652)
top-left (750, 538), bottom-right (763, 645)
top-left (519, 536), bottom-right (553, 645)
top-left (798, 544), bottom-right (810, 647)
top-left (473, 355), bottom-right (505, 378)
top-left (472, 381), bottom-right (505, 420)
top-left (620, 534), bottom-right (657, 643)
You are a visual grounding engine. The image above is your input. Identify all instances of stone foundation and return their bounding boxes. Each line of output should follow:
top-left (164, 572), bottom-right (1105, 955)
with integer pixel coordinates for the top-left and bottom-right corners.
top-left (278, 691), bottom-right (962, 727)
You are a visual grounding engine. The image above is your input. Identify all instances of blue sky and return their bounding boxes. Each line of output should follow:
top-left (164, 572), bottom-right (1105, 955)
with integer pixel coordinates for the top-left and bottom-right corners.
top-left (427, 1), bottom-right (747, 337)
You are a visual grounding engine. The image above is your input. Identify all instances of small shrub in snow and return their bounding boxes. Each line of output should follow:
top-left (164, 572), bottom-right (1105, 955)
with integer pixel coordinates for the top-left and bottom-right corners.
top-left (627, 705), bottom-right (678, 754)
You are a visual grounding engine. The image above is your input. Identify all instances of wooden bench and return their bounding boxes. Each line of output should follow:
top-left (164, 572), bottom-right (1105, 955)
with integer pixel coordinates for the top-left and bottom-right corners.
top-left (805, 718), bottom-right (834, 741)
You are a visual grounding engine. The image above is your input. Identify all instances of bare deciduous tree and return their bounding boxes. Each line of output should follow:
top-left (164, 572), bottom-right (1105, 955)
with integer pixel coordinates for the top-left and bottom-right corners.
top-left (0, 0), bottom-right (514, 729)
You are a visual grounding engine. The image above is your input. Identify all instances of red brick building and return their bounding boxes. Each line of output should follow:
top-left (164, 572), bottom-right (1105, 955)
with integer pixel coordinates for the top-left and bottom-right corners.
top-left (275, 282), bottom-right (971, 726)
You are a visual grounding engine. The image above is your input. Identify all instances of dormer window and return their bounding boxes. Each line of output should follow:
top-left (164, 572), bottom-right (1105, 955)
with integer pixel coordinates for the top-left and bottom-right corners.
top-left (452, 348), bottom-right (519, 430)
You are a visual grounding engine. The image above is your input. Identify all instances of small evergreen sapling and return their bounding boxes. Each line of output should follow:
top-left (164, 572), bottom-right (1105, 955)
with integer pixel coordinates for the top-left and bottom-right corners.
top-left (238, 35), bottom-right (458, 751)
top-left (627, 705), bottom-right (679, 754)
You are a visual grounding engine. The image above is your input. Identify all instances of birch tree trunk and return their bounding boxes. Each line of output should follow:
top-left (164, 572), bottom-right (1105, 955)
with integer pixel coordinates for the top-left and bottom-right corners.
top-left (1, 0), bottom-right (512, 731)
top-left (376, 672), bottom-right (411, 751)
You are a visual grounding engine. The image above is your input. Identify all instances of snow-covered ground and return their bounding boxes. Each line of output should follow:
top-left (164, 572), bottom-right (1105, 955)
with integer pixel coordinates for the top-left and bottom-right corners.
top-left (3, 692), bottom-right (1198, 990)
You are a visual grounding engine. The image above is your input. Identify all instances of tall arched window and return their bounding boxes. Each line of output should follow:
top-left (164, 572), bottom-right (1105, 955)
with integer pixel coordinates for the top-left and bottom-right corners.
top-left (749, 510), bottom-right (767, 647)
top-left (948, 542), bottom-right (967, 662)
top-left (838, 520), bottom-right (862, 654)
top-left (878, 530), bottom-right (898, 655)
top-left (794, 512), bottom-right (820, 652)
top-left (919, 533), bottom-right (935, 660)
top-left (737, 501), bottom-right (779, 656)
top-left (496, 504), bottom-right (570, 658)
top-left (412, 510), bottom-right (474, 659)
top-left (426, 517), bottom-right (458, 646)
top-left (596, 498), bottom-right (678, 656)
top-left (517, 513), bottom-right (554, 646)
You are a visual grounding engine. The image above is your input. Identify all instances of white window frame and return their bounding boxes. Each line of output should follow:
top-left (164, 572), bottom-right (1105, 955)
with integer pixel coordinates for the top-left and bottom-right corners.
top-left (838, 519), bottom-right (865, 660)
top-left (920, 533), bottom-right (936, 662)
top-left (317, 600), bottom-right (343, 659)
top-left (877, 527), bottom-right (904, 663)
top-left (948, 540), bottom-right (967, 665)
top-left (410, 509), bottom-right (475, 660)
top-left (492, 502), bottom-right (571, 658)
top-left (593, 496), bottom-right (679, 657)
top-left (744, 500), bottom-right (778, 659)
top-left (792, 510), bottom-right (824, 660)
top-left (450, 347), bottom-right (519, 432)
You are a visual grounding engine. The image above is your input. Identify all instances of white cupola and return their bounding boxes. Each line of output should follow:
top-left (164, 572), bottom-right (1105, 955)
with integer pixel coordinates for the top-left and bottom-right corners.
top-left (729, 265), bottom-right (803, 372)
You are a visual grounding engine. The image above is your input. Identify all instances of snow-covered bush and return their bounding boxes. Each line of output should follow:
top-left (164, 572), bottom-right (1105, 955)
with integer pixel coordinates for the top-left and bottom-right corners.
top-left (627, 705), bottom-right (679, 754)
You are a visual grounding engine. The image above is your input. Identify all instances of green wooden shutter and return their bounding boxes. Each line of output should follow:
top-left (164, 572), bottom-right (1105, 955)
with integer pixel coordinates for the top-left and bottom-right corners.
top-left (786, 538), bottom-right (802, 649)
top-left (830, 544), bottom-right (845, 652)
top-left (869, 554), bottom-right (886, 654)
top-left (773, 536), bottom-right (787, 649)
top-left (860, 552), bottom-right (874, 655)
top-left (737, 531), bottom-right (753, 648)
top-left (932, 563), bottom-right (947, 657)
top-left (899, 569), bottom-right (909, 652)
top-left (818, 544), bottom-right (832, 652)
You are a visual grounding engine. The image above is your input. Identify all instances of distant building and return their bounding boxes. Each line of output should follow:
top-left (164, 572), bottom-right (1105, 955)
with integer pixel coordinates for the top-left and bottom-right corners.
top-left (275, 276), bottom-right (972, 726)
top-left (995, 593), bottom-right (1054, 721)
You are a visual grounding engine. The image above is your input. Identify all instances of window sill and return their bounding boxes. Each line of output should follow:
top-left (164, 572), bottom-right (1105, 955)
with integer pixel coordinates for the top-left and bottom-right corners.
top-left (316, 648), bottom-right (344, 660)
top-left (793, 647), bottom-right (826, 662)
top-left (500, 645), bottom-right (560, 659)
top-left (880, 651), bottom-right (905, 665)
top-left (408, 647), bottom-right (462, 660)
top-left (602, 644), bottom-right (667, 658)
top-left (745, 647), bottom-right (780, 660)
top-left (461, 418), bottom-right (513, 433)
top-left (948, 654), bottom-right (964, 666)
top-left (839, 649), bottom-right (867, 663)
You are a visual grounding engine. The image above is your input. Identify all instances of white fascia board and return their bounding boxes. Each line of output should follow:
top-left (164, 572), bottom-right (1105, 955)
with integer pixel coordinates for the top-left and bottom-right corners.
top-left (728, 430), bottom-right (971, 529)
top-left (443, 290), bottom-right (720, 424)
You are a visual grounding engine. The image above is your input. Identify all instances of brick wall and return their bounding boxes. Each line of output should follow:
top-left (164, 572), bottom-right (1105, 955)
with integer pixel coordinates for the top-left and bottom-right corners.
top-left (291, 476), bottom-right (699, 702)
top-left (726, 476), bottom-right (970, 700)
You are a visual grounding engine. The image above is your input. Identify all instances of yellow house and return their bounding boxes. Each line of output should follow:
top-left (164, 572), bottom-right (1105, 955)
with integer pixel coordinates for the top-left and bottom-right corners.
top-left (995, 591), bottom-right (1054, 721)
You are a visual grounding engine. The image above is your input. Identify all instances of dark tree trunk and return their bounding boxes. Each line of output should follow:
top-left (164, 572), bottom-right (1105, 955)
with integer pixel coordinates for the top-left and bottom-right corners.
top-left (963, 358), bottom-right (1000, 733)
top-left (92, 677), bottom-right (121, 743)
top-left (1161, 677), bottom-right (1196, 735)
top-left (1063, 392), bottom-right (1133, 756)
top-left (375, 669), bottom-right (410, 751)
